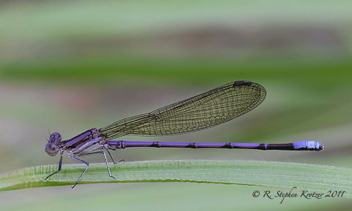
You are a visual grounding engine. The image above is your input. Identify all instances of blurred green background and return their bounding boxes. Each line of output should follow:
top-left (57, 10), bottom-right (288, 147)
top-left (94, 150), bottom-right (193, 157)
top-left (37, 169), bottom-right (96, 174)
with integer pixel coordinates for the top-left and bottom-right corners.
top-left (1, 0), bottom-right (352, 210)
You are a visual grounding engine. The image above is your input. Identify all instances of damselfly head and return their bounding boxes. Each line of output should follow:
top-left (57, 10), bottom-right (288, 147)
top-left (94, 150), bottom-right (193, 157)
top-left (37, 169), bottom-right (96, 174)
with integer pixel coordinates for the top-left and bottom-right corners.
top-left (45, 132), bottom-right (62, 156)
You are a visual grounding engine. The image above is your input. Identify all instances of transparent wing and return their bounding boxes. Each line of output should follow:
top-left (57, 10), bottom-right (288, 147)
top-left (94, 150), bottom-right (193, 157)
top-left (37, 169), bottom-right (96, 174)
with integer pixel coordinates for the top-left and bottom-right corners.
top-left (100, 81), bottom-right (266, 139)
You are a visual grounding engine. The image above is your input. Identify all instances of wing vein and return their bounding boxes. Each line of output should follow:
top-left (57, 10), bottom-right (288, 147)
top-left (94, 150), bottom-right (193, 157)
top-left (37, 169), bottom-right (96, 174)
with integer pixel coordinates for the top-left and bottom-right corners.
top-left (100, 81), bottom-right (266, 139)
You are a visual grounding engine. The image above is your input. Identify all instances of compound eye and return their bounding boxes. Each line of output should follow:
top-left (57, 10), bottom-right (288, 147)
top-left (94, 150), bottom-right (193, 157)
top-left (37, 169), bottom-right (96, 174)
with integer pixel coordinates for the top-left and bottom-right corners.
top-left (46, 132), bottom-right (62, 156)
top-left (49, 132), bottom-right (62, 144)
top-left (45, 143), bottom-right (59, 156)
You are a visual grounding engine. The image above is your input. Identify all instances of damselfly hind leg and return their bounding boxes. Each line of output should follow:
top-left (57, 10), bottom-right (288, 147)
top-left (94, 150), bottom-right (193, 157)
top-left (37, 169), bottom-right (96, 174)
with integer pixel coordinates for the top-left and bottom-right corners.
top-left (106, 149), bottom-right (125, 164)
top-left (69, 151), bottom-right (116, 188)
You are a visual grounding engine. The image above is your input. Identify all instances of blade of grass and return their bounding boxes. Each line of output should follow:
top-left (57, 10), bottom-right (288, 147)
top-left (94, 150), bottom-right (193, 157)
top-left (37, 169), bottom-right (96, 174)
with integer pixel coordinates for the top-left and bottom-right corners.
top-left (0, 160), bottom-right (351, 197)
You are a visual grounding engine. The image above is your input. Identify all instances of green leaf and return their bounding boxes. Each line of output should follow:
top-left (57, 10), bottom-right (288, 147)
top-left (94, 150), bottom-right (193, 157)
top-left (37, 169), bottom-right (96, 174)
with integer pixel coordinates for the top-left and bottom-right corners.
top-left (1, 160), bottom-right (351, 197)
